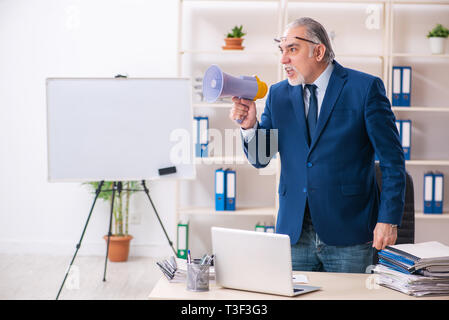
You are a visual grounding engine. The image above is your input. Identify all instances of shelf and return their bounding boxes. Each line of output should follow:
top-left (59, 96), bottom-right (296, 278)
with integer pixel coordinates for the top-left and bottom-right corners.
top-left (180, 50), bottom-right (279, 56)
top-left (194, 156), bottom-right (249, 165)
top-left (392, 0), bottom-right (449, 5)
top-left (193, 102), bottom-right (266, 109)
top-left (376, 160), bottom-right (449, 166)
top-left (415, 212), bottom-right (449, 219)
top-left (182, 51), bottom-right (385, 59)
top-left (392, 53), bottom-right (449, 58)
top-left (288, 0), bottom-right (387, 3)
top-left (406, 160), bottom-right (449, 166)
top-left (183, 0), bottom-right (281, 2)
top-left (336, 53), bottom-right (384, 58)
top-left (179, 206), bottom-right (277, 216)
top-left (194, 156), bottom-right (279, 167)
top-left (392, 106), bottom-right (449, 112)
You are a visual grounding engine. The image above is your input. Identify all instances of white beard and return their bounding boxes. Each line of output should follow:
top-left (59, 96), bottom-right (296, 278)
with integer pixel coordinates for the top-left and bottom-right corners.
top-left (285, 65), bottom-right (305, 86)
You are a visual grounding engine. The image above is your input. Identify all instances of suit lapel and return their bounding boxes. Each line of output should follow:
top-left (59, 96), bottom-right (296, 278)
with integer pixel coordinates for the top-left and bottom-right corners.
top-left (309, 60), bottom-right (348, 153)
top-left (288, 84), bottom-right (309, 147)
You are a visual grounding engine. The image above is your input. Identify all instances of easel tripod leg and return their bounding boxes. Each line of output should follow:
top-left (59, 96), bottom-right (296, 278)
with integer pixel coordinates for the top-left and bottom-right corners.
top-left (103, 181), bottom-right (117, 282)
top-left (141, 180), bottom-right (177, 256)
top-left (56, 181), bottom-right (104, 300)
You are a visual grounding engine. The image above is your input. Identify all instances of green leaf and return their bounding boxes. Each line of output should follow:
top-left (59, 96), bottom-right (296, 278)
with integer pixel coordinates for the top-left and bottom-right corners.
top-left (83, 180), bottom-right (140, 236)
top-left (227, 25), bottom-right (246, 38)
top-left (427, 23), bottom-right (449, 38)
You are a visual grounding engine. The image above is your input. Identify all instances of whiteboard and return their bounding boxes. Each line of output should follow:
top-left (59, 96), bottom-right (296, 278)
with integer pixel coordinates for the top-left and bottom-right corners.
top-left (46, 78), bottom-right (195, 182)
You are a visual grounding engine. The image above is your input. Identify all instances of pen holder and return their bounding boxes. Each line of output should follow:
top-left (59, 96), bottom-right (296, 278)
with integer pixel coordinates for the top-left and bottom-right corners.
top-left (186, 259), bottom-right (210, 292)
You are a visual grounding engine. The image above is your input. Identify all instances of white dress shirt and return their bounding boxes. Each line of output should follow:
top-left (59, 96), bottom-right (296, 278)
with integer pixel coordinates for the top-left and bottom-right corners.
top-left (241, 62), bottom-right (335, 142)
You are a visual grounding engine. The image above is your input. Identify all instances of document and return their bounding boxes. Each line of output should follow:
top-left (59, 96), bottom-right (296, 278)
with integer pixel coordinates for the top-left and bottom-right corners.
top-left (292, 274), bottom-right (309, 284)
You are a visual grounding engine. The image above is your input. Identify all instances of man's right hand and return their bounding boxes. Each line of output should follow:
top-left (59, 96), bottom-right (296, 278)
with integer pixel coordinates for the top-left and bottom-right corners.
top-left (229, 97), bottom-right (257, 129)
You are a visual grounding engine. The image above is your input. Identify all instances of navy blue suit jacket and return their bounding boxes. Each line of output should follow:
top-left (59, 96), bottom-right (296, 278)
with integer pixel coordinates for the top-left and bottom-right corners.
top-left (243, 60), bottom-right (406, 246)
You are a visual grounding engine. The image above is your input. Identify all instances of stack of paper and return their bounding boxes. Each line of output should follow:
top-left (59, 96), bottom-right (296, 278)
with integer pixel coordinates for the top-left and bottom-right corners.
top-left (373, 241), bottom-right (449, 296)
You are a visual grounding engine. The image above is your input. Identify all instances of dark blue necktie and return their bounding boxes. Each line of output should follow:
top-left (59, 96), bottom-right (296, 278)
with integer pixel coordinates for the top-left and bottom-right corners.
top-left (305, 84), bottom-right (318, 145)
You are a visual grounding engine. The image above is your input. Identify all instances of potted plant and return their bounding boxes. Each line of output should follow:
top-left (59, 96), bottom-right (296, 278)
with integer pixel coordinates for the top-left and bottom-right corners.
top-left (85, 181), bottom-right (139, 262)
top-left (427, 24), bottom-right (449, 54)
top-left (223, 25), bottom-right (246, 50)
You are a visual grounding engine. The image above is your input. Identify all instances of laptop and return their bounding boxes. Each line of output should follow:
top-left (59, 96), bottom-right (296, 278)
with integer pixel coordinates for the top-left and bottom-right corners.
top-left (211, 227), bottom-right (321, 297)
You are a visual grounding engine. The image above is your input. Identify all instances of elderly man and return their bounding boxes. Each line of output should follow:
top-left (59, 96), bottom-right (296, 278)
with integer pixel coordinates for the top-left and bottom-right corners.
top-left (230, 17), bottom-right (406, 273)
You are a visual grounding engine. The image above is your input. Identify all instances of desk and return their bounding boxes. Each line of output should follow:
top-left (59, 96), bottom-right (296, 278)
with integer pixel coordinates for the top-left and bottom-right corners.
top-left (148, 271), bottom-right (449, 300)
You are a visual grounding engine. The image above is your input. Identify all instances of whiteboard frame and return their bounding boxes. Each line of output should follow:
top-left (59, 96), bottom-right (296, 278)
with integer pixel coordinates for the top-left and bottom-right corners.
top-left (46, 77), bottom-right (196, 183)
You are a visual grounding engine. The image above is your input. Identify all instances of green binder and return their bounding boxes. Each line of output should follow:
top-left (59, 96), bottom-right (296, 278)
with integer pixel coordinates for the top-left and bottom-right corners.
top-left (177, 222), bottom-right (189, 259)
top-left (255, 222), bottom-right (265, 233)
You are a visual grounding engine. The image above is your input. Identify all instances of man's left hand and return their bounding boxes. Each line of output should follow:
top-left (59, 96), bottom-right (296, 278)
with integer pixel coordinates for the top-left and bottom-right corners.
top-left (372, 223), bottom-right (397, 250)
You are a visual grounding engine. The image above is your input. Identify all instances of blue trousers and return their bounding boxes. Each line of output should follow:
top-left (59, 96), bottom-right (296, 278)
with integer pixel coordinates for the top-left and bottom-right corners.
top-left (291, 204), bottom-right (374, 273)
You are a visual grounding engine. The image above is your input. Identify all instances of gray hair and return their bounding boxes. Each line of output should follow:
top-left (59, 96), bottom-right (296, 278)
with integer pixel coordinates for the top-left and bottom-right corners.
top-left (286, 17), bottom-right (335, 63)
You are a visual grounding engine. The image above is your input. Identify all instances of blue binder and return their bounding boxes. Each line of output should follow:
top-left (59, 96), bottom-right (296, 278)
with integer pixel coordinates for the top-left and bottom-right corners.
top-left (392, 66), bottom-right (412, 107)
top-left (423, 172), bottom-right (434, 214)
top-left (396, 119), bottom-right (402, 142)
top-left (401, 66), bottom-right (412, 107)
top-left (433, 172), bottom-right (444, 214)
top-left (265, 225), bottom-right (275, 233)
top-left (225, 169), bottom-right (236, 211)
top-left (194, 116), bottom-right (209, 157)
top-left (401, 119), bottom-right (411, 160)
top-left (215, 168), bottom-right (226, 211)
top-left (392, 66), bottom-right (402, 106)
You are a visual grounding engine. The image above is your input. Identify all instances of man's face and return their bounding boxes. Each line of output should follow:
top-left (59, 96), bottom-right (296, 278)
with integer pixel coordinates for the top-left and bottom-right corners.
top-left (278, 26), bottom-right (317, 86)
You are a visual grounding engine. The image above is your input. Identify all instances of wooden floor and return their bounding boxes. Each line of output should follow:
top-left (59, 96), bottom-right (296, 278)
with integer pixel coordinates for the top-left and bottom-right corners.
top-left (0, 254), bottom-right (163, 300)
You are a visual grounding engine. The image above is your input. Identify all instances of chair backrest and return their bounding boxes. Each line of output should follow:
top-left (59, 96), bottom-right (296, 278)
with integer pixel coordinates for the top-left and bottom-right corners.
top-left (373, 164), bottom-right (415, 264)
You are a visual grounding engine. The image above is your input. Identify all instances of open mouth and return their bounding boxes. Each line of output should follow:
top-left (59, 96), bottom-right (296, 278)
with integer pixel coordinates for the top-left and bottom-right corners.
top-left (285, 66), bottom-right (296, 77)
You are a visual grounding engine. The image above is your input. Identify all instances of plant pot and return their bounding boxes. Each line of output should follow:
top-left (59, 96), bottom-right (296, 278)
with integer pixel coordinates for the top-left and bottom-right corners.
top-left (429, 37), bottom-right (446, 54)
top-left (222, 38), bottom-right (244, 50)
top-left (103, 234), bottom-right (133, 262)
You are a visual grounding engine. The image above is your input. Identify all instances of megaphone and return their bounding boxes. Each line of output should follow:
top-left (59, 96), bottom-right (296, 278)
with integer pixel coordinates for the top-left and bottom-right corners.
top-left (202, 65), bottom-right (268, 123)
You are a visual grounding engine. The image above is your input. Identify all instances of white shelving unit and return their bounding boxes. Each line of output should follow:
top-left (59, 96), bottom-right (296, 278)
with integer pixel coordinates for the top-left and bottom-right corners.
top-left (388, 0), bottom-right (449, 243)
top-left (175, 0), bottom-right (449, 252)
top-left (176, 0), bottom-right (284, 254)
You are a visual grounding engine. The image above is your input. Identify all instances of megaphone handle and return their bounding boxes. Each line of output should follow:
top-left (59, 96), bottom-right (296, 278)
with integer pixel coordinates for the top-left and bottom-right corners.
top-left (235, 96), bottom-right (248, 124)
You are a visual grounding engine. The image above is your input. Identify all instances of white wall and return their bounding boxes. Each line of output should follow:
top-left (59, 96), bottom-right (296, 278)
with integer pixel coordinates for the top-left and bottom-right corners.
top-left (0, 0), bottom-right (179, 257)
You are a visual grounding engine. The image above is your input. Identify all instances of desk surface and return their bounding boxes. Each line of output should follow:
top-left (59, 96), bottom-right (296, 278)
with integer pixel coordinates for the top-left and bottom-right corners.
top-left (149, 271), bottom-right (449, 300)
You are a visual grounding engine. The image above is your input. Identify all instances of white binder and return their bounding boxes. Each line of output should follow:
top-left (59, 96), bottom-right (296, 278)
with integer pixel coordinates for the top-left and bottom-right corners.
top-left (401, 120), bottom-right (411, 160)
top-left (424, 172), bottom-right (434, 214)
top-left (401, 67), bottom-right (411, 106)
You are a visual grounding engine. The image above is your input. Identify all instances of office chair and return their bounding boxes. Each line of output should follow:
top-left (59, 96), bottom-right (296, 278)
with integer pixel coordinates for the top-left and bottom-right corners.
top-left (373, 163), bottom-right (415, 264)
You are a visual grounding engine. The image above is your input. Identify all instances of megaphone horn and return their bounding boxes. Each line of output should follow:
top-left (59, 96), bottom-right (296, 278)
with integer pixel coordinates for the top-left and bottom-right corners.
top-left (202, 65), bottom-right (267, 103)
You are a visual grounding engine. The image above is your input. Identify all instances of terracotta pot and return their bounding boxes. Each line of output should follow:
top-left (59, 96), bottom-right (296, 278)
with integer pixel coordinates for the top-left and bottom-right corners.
top-left (223, 38), bottom-right (244, 50)
top-left (103, 235), bottom-right (133, 262)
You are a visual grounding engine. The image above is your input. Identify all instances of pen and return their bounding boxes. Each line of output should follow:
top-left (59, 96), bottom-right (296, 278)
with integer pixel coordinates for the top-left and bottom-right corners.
top-left (207, 254), bottom-right (215, 266)
top-left (163, 260), bottom-right (175, 274)
top-left (156, 262), bottom-right (174, 280)
top-left (170, 256), bottom-right (177, 270)
top-left (187, 250), bottom-right (192, 264)
top-left (157, 261), bottom-right (174, 277)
